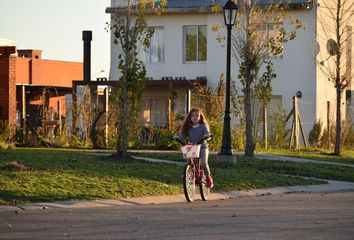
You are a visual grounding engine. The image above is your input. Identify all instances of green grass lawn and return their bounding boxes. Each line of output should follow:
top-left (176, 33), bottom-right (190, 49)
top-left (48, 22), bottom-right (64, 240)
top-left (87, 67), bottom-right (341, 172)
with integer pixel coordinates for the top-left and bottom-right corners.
top-left (133, 151), bottom-right (354, 182)
top-left (0, 148), bottom-right (329, 205)
top-left (257, 148), bottom-right (354, 165)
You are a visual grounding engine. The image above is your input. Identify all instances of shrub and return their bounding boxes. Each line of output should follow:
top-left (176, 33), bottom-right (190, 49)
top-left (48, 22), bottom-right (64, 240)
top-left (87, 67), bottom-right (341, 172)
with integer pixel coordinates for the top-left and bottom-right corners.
top-left (70, 135), bottom-right (91, 148)
top-left (308, 120), bottom-right (323, 147)
top-left (320, 123), bottom-right (335, 148)
top-left (207, 121), bottom-right (245, 152)
top-left (208, 120), bottom-right (223, 151)
top-left (268, 107), bottom-right (290, 147)
top-left (0, 120), bottom-right (15, 149)
top-left (233, 123), bottom-right (246, 151)
top-left (343, 124), bottom-right (354, 148)
top-left (50, 133), bottom-right (70, 148)
top-left (154, 128), bottom-right (179, 150)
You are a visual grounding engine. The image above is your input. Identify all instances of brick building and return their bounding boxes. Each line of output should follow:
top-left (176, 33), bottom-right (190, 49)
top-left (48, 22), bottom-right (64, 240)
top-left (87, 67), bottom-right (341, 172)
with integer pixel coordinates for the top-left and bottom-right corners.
top-left (0, 46), bottom-right (82, 128)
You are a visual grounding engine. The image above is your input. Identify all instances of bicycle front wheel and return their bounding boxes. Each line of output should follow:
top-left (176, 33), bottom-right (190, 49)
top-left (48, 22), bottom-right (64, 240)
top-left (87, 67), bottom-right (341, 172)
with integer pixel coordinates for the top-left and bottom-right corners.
top-left (183, 164), bottom-right (196, 202)
top-left (199, 172), bottom-right (210, 201)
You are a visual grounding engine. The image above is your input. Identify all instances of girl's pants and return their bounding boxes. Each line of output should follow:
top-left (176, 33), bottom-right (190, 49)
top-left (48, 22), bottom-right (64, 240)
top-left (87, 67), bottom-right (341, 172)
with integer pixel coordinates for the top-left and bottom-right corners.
top-left (200, 147), bottom-right (211, 176)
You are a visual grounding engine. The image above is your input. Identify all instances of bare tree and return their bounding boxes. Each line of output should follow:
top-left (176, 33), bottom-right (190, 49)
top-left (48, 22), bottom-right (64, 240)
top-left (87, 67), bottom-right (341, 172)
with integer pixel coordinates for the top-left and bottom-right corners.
top-left (230, 0), bottom-right (298, 157)
top-left (109, 0), bottom-right (166, 158)
top-left (317, 0), bottom-right (354, 155)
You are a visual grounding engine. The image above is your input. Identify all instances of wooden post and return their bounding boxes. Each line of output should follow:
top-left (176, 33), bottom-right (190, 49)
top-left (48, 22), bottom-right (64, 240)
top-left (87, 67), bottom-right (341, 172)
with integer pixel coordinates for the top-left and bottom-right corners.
top-left (298, 111), bottom-right (308, 147)
top-left (327, 101), bottom-right (330, 149)
top-left (289, 122), bottom-right (295, 149)
top-left (294, 96), bottom-right (299, 149)
top-left (185, 89), bottom-right (191, 114)
top-left (72, 82), bottom-right (77, 135)
top-left (263, 106), bottom-right (268, 149)
top-left (57, 100), bottom-right (62, 134)
top-left (167, 99), bottom-right (172, 130)
top-left (85, 85), bottom-right (92, 141)
top-left (22, 85), bottom-right (26, 141)
top-left (104, 87), bottom-right (109, 146)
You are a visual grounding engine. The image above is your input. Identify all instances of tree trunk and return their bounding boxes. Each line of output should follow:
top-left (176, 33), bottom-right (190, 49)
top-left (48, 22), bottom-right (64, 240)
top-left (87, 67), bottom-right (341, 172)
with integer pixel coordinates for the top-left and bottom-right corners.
top-left (245, 77), bottom-right (255, 157)
top-left (117, 78), bottom-right (129, 158)
top-left (334, 0), bottom-right (342, 156)
top-left (334, 87), bottom-right (342, 156)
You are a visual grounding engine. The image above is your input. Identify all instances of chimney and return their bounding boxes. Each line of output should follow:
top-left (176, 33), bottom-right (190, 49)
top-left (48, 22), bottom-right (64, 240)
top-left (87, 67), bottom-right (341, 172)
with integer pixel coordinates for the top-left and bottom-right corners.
top-left (82, 31), bottom-right (92, 82)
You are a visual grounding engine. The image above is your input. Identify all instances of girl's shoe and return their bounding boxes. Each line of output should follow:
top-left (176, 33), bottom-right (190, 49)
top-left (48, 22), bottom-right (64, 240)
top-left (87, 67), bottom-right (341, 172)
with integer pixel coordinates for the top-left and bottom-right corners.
top-left (206, 175), bottom-right (214, 188)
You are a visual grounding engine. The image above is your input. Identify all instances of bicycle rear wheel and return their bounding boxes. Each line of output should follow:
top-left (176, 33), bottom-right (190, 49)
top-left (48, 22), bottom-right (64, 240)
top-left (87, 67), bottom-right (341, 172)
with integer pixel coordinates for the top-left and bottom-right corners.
top-left (199, 172), bottom-right (210, 201)
top-left (183, 164), bottom-right (196, 202)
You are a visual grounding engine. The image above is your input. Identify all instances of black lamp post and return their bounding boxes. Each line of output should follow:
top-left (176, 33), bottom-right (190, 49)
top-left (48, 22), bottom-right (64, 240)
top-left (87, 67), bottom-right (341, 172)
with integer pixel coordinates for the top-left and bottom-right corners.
top-left (219, 0), bottom-right (238, 155)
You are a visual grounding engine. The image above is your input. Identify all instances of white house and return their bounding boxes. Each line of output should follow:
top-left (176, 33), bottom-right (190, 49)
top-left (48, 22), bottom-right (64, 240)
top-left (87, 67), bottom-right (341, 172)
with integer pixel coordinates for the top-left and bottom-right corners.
top-left (106, 0), bottom-right (354, 138)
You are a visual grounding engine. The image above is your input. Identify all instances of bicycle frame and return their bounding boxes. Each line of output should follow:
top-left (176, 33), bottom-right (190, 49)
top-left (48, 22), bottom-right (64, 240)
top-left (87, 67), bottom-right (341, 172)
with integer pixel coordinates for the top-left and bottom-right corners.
top-left (186, 157), bottom-right (203, 185)
top-left (180, 143), bottom-right (209, 202)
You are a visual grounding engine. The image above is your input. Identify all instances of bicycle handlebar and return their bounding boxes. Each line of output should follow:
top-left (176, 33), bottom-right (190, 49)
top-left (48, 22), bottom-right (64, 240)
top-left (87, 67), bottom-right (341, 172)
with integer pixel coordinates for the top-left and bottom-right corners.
top-left (175, 138), bottom-right (186, 146)
top-left (174, 134), bottom-right (213, 145)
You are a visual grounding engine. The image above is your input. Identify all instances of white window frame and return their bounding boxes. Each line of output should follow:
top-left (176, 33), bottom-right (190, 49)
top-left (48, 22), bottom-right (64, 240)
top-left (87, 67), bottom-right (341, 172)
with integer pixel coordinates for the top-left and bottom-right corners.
top-left (141, 26), bottom-right (164, 64)
top-left (183, 25), bottom-right (207, 63)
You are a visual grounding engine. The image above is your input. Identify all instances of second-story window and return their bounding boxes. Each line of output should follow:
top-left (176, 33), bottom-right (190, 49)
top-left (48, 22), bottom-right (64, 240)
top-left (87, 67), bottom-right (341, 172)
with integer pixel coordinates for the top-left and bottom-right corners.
top-left (256, 23), bottom-right (284, 60)
top-left (142, 27), bottom-right (164, 63)
top-left (184, 26), bottom-right (207, 62)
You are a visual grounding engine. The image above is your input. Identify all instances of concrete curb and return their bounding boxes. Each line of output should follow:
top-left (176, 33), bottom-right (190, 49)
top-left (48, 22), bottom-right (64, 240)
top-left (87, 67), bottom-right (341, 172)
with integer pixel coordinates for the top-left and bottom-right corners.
top-left (1, 180), bottom-right (354, 213)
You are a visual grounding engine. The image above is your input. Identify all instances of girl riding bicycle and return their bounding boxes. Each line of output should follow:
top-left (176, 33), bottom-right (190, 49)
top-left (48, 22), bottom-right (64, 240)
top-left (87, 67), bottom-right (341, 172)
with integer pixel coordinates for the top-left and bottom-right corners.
top-left (176, 108), bottom-right (213, 188)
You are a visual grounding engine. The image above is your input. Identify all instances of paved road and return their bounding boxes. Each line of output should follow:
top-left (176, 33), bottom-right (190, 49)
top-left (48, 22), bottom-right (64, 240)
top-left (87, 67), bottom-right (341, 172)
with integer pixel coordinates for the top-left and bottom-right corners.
top-left (1, 191), bottom-right (354, 240)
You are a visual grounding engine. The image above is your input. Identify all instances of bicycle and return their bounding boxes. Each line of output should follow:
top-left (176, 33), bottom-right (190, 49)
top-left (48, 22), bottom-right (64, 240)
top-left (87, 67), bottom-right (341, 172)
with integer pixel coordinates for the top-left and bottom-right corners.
top-left (175, 135), bottom-right (212, 202)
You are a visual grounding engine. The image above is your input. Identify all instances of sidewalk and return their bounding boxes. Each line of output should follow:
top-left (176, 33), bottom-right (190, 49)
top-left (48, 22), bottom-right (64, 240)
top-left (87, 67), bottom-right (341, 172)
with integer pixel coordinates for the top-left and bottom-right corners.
top-left (1, 153), bottom-right (354, 213)
top-left (129, 150), bottom-right (354, 168)
top-left (253, 153), bottom-right (354, 168)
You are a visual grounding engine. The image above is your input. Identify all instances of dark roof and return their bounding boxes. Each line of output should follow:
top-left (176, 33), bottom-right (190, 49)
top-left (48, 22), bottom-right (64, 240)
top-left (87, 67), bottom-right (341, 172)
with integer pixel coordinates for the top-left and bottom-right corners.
top-left (255, 0), bottom-right (313, 8)
top-left (165, 0), bottom-right (224, 8)
top-left (165, 0), bottom-right (313, 9)
top-left (106, 0), bottom-right (313, 14)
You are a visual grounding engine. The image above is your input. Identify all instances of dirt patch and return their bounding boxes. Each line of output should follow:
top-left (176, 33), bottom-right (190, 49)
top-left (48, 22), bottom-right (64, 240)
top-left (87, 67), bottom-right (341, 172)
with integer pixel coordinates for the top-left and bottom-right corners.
top-left (0, 161), bottom-right (34, 172)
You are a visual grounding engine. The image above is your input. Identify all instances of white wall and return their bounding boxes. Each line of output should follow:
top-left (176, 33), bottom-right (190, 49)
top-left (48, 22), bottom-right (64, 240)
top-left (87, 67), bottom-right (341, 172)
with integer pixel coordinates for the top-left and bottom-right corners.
top-left (315, 0), bottom-right (354, 129)
top-left (271, 9), bottom-right (317, 134)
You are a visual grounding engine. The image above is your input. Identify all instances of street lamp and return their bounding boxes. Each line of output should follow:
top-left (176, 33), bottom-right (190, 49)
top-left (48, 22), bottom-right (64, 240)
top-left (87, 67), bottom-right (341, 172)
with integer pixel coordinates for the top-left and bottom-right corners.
top-left (219, 0), bottom-right (238, 156)
top-left (92, 69), bottom-right (105, 78)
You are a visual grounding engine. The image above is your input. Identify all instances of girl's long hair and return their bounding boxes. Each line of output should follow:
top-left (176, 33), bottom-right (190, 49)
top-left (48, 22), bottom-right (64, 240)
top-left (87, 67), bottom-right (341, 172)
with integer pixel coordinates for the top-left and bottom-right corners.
top-left (180, 107), bottom-right (209, 137)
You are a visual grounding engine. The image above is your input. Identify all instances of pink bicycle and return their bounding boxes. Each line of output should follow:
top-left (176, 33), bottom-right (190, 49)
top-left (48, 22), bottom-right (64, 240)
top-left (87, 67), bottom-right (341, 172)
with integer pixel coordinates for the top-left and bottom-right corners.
top-left (176, 135), bottom-right (212, 202)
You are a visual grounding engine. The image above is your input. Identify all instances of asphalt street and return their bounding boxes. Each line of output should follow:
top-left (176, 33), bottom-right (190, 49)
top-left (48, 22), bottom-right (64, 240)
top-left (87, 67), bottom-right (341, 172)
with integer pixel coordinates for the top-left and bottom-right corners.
top-left (1, 191), bottom-right (354, 240)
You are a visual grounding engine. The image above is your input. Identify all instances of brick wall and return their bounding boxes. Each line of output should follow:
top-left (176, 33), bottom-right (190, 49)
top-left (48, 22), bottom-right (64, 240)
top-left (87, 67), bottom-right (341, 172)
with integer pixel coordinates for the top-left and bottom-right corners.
top-left (0, 47), bottom-right (83, 126)
top-left (0, 55), bottom-right (16, 125)
top-left (8, 56), bottom-right (16, 125)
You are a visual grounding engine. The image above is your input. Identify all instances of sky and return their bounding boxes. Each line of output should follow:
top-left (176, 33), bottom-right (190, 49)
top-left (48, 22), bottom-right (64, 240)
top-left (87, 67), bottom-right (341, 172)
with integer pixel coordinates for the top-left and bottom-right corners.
top-left (0, 0), bottom-right (111, 79)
